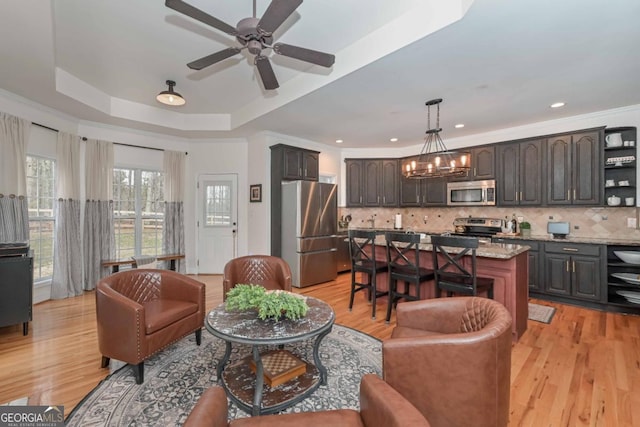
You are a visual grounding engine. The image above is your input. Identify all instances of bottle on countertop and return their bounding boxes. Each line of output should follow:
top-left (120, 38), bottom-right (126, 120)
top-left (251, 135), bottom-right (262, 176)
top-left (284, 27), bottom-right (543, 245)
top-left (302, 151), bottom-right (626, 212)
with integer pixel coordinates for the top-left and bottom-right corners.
top-left (511, 213), bottom-right (518, 234)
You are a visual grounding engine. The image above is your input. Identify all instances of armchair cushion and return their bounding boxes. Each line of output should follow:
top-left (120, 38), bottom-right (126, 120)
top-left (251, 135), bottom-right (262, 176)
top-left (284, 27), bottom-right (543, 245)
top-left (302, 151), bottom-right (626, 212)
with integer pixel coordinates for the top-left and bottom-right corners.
top-left (143, 299), bottom-right (198, 334)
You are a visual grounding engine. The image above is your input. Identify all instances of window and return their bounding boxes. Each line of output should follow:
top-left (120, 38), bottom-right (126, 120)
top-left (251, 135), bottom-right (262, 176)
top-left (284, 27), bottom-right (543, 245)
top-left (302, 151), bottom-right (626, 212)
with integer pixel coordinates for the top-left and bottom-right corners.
top-left (113, 168), bottom-right (164, 259)
top-left (26, 156), bottom-right (55, 282)
top-left (204, 181), bottom-right (232, 226)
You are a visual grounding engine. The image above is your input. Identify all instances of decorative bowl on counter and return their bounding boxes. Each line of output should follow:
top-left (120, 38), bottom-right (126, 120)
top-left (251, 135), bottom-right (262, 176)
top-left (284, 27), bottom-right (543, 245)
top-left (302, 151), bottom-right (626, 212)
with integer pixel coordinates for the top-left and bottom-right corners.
top-left (614, 251), bottom-right (640, 265)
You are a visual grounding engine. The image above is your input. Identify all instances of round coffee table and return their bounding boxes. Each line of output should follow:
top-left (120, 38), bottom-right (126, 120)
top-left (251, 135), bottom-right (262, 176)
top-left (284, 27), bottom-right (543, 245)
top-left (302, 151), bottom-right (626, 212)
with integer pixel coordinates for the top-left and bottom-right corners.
top-left (205, 295), bottom-right (335, 416)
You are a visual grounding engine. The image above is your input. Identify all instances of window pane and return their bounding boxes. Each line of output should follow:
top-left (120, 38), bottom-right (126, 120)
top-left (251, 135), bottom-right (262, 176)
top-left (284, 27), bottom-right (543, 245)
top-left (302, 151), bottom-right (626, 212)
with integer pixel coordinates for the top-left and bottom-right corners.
top-left (205, 181), bottom-right (232, 226)
top-left (113, 168), bottom-right (164, 259)
top-left (26, 156), bottom-right (55, 282)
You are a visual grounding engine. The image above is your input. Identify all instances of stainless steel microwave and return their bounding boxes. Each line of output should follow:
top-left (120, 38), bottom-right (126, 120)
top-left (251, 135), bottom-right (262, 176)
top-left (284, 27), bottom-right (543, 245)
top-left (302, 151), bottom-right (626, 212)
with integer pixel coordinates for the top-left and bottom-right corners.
top-left (446, 180), bottom-right (496, 206)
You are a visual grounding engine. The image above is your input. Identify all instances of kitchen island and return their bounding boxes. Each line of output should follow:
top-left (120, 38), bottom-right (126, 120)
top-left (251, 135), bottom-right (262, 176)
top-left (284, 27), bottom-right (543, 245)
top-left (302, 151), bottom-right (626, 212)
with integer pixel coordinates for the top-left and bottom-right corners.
top-left (360, 231), bottom-right (530, 341)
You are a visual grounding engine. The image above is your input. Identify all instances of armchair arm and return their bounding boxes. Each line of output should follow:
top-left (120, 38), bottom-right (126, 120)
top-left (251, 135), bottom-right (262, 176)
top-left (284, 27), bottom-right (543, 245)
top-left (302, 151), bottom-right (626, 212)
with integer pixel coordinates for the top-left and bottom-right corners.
top-left (359, 374), bottom-right (431, 427)
top-left (183, 387), bottom-right (229, 427)
top-left (96, 283), bottom-right (146, 363)
top-left (394, 297), bottom-right (469, 333)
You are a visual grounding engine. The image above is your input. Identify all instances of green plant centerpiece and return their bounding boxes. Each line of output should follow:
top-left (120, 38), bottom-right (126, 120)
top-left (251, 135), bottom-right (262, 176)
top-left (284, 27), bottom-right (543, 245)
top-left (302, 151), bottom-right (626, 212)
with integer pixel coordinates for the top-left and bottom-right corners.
top-left (225, 284), bottom-right (309, 321)
top-left (519, 221), bottom-right (531, 237)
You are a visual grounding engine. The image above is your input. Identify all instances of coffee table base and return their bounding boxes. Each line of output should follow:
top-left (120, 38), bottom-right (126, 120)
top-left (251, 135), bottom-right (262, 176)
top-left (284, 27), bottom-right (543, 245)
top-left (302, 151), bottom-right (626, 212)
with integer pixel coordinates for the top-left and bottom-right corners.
top-left (221, 355), bottom-right (321, 415)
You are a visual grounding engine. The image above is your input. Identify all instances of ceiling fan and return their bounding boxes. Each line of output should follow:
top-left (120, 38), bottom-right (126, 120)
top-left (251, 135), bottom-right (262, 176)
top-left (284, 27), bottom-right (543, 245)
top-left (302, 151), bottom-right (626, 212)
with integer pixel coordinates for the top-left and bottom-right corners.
top-left (165, 0), bottom-right (336, 90)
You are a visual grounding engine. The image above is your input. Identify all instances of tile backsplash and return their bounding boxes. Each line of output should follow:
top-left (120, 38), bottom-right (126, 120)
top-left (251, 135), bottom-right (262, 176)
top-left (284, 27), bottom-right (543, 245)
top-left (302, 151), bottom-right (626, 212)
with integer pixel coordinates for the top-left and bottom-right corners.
top-left (339, 206), bottom-right (640, 242)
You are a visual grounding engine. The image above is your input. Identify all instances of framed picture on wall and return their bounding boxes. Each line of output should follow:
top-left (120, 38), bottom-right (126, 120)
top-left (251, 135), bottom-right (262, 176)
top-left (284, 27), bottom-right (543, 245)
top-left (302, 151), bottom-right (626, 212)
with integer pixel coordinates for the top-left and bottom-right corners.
top-left (250, 184), bottom-right (262, 202)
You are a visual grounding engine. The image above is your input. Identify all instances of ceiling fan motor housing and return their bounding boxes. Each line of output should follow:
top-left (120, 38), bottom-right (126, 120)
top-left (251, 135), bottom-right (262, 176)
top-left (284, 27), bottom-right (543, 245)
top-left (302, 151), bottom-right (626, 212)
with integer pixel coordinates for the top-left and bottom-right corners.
top-left (236, 17), bottom-right (272, 50)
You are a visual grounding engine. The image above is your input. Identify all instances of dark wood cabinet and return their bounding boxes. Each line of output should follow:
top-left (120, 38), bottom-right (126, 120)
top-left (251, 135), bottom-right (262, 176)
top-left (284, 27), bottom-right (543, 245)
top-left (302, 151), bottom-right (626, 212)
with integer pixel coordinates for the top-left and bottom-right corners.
top-left (345, 158), bottom-right (398, 207)
top-left (451, 145), bottom-right (495, 181)
top-left (543, 242), bottom-right (604, 302)
top-left (282, 146), bottom-right (319, 181)
top-left (493, 238), bottom-right (541, 291)
top-left (546, 129), bottom-right (602, 205)
top-left (271, 144), bottom-right (320, 256)
top-left (0, 254), bottom-right (33, 335)
top-left (399, 156), bottom-right (446, 207)
top-left (497, 139), bottom-right (544, 205)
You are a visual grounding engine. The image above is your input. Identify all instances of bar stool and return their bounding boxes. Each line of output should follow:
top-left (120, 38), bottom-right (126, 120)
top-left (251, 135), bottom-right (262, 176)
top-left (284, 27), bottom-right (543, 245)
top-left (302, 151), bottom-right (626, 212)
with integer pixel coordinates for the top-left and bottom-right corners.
top-left (384, 232), bottom-right (435, 323)
top-left (430, 235), bottom-right (494, 299)
top-left (348, 229), bottom-right (388, 319)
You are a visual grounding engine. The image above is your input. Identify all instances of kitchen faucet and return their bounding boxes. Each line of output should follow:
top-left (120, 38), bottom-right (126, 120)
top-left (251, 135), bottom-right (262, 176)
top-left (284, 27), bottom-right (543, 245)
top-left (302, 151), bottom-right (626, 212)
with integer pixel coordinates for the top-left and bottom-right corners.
top-left (367, 215), bottom-right (375, 228)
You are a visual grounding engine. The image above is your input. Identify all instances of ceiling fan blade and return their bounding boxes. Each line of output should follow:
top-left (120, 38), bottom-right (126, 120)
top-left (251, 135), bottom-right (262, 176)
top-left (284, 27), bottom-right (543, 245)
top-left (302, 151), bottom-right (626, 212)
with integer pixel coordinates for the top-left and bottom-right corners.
top-left (257, 0), bottom-right (303, 34)
top-left (187, 47), bottom-right (242, 70)
top-left (165, 0), bottom-right (236, 35)
top-left (273, 43), bottom-right (335, 67)
top-left (255, 56), bottom-right (279, 90)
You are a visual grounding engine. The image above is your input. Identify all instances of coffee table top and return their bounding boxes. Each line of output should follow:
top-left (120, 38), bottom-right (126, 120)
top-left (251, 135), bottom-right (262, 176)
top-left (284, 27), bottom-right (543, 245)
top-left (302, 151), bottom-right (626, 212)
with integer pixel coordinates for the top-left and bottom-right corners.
top-left (206, 295), bottom-right (335, 346)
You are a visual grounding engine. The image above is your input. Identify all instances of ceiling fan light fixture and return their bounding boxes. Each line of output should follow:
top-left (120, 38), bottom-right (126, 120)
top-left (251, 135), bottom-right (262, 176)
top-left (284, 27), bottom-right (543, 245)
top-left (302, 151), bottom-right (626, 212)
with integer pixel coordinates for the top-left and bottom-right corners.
top-left (156, 80), bottom-right (185, 106)
top-left (403, 98), bottom-right (471, 179)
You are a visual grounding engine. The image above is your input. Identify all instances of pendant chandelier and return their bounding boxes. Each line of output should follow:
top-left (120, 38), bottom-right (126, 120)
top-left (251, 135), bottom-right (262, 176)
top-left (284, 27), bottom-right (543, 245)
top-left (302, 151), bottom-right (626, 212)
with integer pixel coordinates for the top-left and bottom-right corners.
top-left (403, 98), bottom-right (470, 179)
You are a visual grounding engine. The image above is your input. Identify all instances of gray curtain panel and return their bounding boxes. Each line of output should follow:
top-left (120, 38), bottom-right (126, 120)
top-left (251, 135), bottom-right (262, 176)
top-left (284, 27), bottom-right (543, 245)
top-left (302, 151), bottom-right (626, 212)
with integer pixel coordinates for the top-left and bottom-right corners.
top-left (83, 139), bottom-right (114, 290)
top-left (51, 199), bottom-right (82, 298)
top-left (83, 200), bottom-right (114, 290)
top-left (0, 112), bottom-right (30, 243)
top-left (163, 150), bottom-right (186, 272)
top-left (0, 195), bottom-right (29, 242)
top-left (51, 132), bottom-right (83, 299)
top-left (163, 201), bottom-right (185, 272)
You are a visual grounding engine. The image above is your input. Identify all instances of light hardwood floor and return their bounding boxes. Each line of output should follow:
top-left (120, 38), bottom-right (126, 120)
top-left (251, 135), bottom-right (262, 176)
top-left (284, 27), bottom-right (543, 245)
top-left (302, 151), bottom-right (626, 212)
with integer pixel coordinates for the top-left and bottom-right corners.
top-left (1, 273), bottom-right (639, 426)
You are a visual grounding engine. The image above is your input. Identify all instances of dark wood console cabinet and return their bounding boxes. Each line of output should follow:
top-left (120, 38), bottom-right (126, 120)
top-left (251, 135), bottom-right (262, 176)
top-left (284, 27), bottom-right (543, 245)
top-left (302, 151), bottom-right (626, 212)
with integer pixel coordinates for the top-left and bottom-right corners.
top-left (0, 253), bottom-right (33, 335)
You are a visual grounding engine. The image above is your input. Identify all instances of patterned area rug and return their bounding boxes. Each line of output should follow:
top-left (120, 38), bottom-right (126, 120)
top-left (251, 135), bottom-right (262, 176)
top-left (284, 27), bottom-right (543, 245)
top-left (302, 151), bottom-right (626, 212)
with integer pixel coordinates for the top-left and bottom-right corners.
top-left (66, 325), bottom-right (381, 426)
top-left (528, 302), bottom-right (556, 324)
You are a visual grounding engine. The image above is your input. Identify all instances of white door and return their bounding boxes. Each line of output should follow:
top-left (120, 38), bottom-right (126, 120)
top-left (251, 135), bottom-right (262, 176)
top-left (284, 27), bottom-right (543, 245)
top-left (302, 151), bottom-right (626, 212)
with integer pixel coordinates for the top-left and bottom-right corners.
top-left (197, 174), bottom-right (238, 273)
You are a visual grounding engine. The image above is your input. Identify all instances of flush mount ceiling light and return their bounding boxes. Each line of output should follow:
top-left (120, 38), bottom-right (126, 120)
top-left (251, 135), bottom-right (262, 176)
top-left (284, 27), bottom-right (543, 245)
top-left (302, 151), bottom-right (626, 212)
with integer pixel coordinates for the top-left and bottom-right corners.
top-left (403, 98), bottom-right (471, 179)
top-left (156, 80), bottom-right (185, 106)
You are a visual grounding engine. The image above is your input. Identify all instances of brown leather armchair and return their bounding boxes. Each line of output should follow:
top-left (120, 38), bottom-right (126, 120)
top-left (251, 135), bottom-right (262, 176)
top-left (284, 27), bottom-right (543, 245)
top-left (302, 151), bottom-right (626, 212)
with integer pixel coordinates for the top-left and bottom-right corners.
top-left (223, 255), bottom-right (292, 300)
top-left (183, 374), bottom-right (431, 427)
top-left (96, 269), bottom-right (205, 384)
top-left (383, 297), bottom-right (512, 427)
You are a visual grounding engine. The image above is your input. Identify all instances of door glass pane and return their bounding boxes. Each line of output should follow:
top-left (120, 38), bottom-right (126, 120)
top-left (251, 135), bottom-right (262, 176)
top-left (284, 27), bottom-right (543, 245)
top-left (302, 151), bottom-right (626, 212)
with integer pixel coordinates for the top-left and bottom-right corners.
top-left (205, 181), bottom-right (232, 226)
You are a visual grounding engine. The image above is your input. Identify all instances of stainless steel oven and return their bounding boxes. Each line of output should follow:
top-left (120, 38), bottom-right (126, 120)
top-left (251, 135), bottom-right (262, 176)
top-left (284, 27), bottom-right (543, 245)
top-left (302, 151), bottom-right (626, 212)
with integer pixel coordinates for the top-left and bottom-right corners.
top-left (446, 179), bottom-right (496, 206)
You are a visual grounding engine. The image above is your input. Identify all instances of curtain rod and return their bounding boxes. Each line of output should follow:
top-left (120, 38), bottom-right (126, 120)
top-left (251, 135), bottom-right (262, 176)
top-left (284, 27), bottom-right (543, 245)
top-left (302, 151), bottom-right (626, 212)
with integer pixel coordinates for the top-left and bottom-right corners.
top-left (32, 122), bottom-right (188, 155)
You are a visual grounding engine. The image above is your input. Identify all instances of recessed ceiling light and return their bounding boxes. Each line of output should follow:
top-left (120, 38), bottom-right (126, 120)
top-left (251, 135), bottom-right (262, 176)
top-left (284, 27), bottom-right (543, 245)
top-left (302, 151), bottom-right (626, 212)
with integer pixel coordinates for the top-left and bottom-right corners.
top-left (390, 138), bottom-right (398, 142)
top-left (550, 102), bottom-right (565, 108)
top-left (455, 124), bottom-right (465, 128)
top-left (335, 139), bottom-right (343, 144)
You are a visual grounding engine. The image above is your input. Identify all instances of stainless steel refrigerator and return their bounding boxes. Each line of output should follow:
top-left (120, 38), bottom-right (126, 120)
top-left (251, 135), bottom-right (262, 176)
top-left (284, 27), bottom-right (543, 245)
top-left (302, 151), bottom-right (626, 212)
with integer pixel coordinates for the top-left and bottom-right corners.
top-left (281, 181), bottom-right (338, 287)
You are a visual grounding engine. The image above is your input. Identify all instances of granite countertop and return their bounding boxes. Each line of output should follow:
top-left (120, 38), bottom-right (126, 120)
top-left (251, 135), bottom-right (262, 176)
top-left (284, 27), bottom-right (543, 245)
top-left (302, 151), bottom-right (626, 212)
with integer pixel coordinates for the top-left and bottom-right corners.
top-left (368, 233), bottom-right (530, 260)
top-left (492, 233), bottom-right (640, 246)
top-left (343, 226), bottom-right (640, 247)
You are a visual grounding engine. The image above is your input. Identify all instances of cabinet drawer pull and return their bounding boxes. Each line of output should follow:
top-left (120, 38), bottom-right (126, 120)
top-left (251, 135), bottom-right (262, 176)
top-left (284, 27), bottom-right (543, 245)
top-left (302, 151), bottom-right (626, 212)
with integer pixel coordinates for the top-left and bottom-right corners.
top-left (562, 247), bottom-right (579, 252)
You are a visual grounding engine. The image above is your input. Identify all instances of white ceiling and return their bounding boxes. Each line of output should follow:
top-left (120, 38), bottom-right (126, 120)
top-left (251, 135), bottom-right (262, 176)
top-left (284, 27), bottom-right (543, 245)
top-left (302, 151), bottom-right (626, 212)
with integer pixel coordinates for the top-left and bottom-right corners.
top-left (1, 0), bottom-right (639, 148)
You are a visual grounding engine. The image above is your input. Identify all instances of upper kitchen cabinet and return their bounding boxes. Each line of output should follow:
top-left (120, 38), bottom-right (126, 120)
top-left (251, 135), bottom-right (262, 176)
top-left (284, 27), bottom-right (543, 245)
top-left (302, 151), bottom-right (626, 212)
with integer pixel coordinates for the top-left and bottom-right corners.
top-left (270, 143), bottom-right (320, 257)
top-left (603, 127), bottom-right (637, 207)
top-left (345, 158), bottom-right (398, 207)
top-left (497, 138), bottom-right (545, 205)
top-left (398, 155), bottom-right (447, 207)
top-left (273, 144), bottom-right (320, 181)
top-left (546, 129), bottom-right (603, 205)
top-left (450, 145), bottom-right (495, 181)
